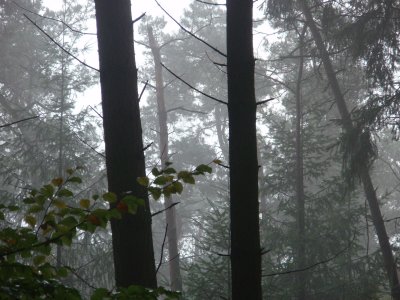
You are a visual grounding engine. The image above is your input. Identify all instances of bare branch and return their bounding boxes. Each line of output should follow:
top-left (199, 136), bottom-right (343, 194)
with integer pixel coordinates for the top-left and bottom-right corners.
top-left (152, 202), bottom-right (180, 217)
top-left (24, 14), bottom-right (99, 72)
top-left (262, 238), bottom-right (353, 277)
top-left (195, 0), bottom-right (226, 5)
top-left (161, 63), bottom-right (227, 105)
top-left (13, 1), bottom-right (96, 35)
top-left (167, 106), bottom-right (207, 115)
top-left (139, 80), bottom-right (149, 102)
top-left (132, 12), bottom-right (146, 24)
top-left (156, 223), bottom-right (168, 274)
top-left (256, 97), bottom-right (275, 106)
top-left (0, 115), bottom-right (39, 129)
top-left (154, 0), bottom-right (226, 57)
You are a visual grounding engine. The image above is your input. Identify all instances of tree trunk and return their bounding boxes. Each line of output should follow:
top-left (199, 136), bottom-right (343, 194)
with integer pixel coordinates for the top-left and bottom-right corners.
top-left (299, 0), bottom-right (400, 298)
top-left (94, 0), bottom-right (157, 288)
top-left (147, 25), bottom-right (183, 292)
top-left (226, 1), bottom-right (262, 299)
top-left (295, 26), bottom-right (306, 300)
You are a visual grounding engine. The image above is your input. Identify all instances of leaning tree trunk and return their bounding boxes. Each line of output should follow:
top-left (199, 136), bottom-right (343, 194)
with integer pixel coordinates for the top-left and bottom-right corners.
top-left (227, 0), bottom-right (262, 299)
top-left (299, 0), bottom-right (400, 298)
top-left (94, 0), bottom-right (157, 288)
top-left (147, 25), bottom-right (183, 292)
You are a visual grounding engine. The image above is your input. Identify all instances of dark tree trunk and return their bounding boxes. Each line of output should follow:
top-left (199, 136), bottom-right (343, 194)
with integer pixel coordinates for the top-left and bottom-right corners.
top-left (295, 26), bottom-right (306, 300)
top-left (227, 1), bottom-right (262, 299)
top-left (147, 25), bottom-right (183, 292)
top-left (299, 0), bottom-right (400, 298)
top-left (94, 0), bottom-right (157, 288)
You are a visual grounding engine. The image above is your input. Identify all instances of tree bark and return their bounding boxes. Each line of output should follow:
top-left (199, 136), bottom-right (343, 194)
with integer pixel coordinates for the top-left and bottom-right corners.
top-left (227, 1), bottom-right (262, 299)
top-left (147, 25), bottom-right (183, 292)
top-left (94, 0), bottom-right (157, 288)
top-left (299, 0), bottom-right (400, 298)
top-left (295, 26), bottom-right (306, 300)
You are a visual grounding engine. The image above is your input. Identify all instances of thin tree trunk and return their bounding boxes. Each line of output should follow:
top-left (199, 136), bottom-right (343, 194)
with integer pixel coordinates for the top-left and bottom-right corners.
top-left (147, 25), bottom-right (182, 292)
top-left (299, 0), bottom-right (400, 297)
top-left (227, 1), bottom-right (262, 299)
top-left (295, 25), bottom-right (306, 300)
top-left (94, 0), bottom-right (157, 288)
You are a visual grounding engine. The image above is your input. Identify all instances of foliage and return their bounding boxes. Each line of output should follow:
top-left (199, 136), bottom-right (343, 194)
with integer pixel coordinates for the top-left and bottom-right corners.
top-left (0, 163), bottom-right (212, 299)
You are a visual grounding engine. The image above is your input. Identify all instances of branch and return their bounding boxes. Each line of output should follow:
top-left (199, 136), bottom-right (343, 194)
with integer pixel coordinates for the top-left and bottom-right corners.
top-left (154, 0), bottom-right (226, 57)
top-left (23, 14), bottom-right (99, 72)
top-left (256, 97), bottom-right (275, 106)
top-left (161, 63), bottom-right (227, 105)
top-left (138, 80), bottom-right (149, 102)
top-left (74, 134), bottom-right (105, 158)
top-left (13, 1), bottom-right (96, 35)
top-left (156, 223), bottom-right (168, 274)
top-left (262, 238), bottom-right (353, 277)
top-left (0, 115), bottom-right (39, 129)
top-left (167, 106), bottom-right (207, 115)
top-left (195, 0), bottom-right (226, 5)
top-left (89, 105), bottom-right (103, 119)
top-left (152, 202), bottom-right (180, 217)
top-left (132, 12), bottom-right (146, 24)
top-left (143, 142), bottom-right (154, 152)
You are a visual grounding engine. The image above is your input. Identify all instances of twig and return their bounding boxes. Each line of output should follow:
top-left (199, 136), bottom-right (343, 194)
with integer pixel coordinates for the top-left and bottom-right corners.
top-left (89, 105), bottom-right (103, 119)
top-left (161, 63), bottom-right (227, 105)
top-left (139, 80), bottom-right (149, 102)
top-left (152, 202), bottom-right (180, 217)
top-left (0, 115), bottom-right (39, 129)
top-left (24, 14), bottom-right (99, 72)
top-left (154, 0), bottom-right (226, 57)
top-left (132, 12), bottom-right (146, 24)
top-left (143, 142), bottom-right (154, 152)
top-left (156, 224), bottom-right (168, 274)
top-left (75, 134), bottom-right (105, 158)
top-left (256, 97), bottom-right (275, 106)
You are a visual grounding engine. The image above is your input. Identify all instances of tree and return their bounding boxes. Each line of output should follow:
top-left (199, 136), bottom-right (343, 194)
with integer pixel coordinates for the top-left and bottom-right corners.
top-left (226, 0), bottom-right (262, 299)
top-left (146, 23), bottom-right (182, 292)
top-left (94, 0), bottom-right (157, 288)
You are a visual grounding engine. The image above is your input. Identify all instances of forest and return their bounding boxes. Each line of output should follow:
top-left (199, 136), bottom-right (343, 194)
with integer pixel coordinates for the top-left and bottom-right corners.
top-left (1, 0), bottom-right (400, 299)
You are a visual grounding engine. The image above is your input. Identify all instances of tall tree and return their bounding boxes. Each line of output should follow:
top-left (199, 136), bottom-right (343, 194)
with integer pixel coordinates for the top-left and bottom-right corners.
top-left (146, 24), bottom-right (182, 292)
top-left (94, 0), bottom-right (157, 288)
top-left (298, 1), bottom-right (400, 297)
top-left (226, 1), bottom-right (261, 299)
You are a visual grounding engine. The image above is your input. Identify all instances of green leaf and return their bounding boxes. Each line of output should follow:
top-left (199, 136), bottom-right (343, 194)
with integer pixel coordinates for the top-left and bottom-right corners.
top-left (165, 161), bottom-right (173, 166)
top-left (79, 199), bottom-right (91, 209)
top-left (53, 199), bottom-right (67, 209)
top-left (164, 167), bottom-right (177, 174)
top-left (23, 197), bottom-right (35, 204)
top-left (67, 176), bottom-right (82, 184)
top-left (28, 204), bottom-right (44, 213)
top-left (91, 288), bottom-right (110, 300)
top-left (173, 181), bottom-right (183, 194)
top-left (151, 167), bottom-right (162, 176)
top-left (66, 168), bottom-right (74, 175)
top-left (57, 267), bottom-right (69, 277)
top-left (103, 192), bottom-right (117, 203)
top-left (177, 170), bottom-right (190, 179)
top-left (0, 211), bottom-right (4, 220)
top-left (213, 159), bottom-right (222, 164)
top-left (51, 177), bottom-right (64, 186)
top-left (154, 176), bottom-right (167, 185)
top-left (195, 164), bottom-right (212, 174)
top-left (149, 187), bottom-right (162, 200)
top-left (58, 188), bottom-right (74, 197)
top-left (182, 175), bottom-right (195, 184)
top-left (7, 205), bottom-right (19, 211)
top-left (33, 255), bottom-right (46, 266)
top-left (41, 184), bottom-right (54, 197)
top-left (137, 176), bottom-right (150, 187)
top-left (24, 215), bottom-right (36, 227)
